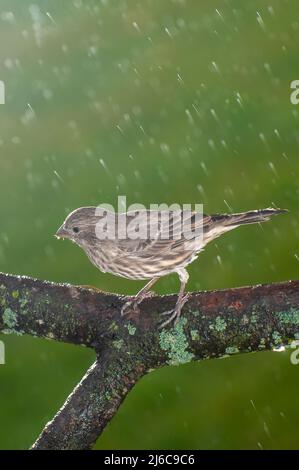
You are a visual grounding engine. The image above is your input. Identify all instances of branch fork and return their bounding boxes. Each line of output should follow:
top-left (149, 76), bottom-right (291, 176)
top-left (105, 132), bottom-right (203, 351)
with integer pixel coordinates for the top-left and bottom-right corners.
top-left (0, 272), bottom-right (298, 449)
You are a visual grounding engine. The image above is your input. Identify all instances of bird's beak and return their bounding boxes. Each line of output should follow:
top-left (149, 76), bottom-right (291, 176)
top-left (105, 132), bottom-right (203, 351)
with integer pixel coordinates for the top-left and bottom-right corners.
top-left (55, 225), bottom-right (68, 239)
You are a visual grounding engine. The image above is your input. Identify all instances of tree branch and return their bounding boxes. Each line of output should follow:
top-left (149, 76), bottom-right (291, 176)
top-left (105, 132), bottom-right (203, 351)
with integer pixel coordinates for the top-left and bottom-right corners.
top-left (1, 272), bottom-right (299, 449)
top-left (31, 354), bottom-right (146, 450)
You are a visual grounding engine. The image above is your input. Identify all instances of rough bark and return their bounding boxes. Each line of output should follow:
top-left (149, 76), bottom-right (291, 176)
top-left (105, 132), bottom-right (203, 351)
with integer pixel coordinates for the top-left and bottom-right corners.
top-left (0, 272), bottom-right (299, 449)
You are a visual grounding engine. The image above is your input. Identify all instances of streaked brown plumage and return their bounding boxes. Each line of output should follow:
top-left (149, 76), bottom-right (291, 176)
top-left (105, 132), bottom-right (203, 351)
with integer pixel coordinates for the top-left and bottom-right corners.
top-left (56, 207), bottom-right (287, 327)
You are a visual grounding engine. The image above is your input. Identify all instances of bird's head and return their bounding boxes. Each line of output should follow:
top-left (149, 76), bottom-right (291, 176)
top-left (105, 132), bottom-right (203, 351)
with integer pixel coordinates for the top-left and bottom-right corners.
top-left (55, 207), bottom-right (99, 246)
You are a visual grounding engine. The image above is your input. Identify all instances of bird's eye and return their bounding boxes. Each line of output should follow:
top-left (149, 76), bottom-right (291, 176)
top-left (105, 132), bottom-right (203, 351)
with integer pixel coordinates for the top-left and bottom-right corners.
top-left (73, 227), bottom-right (80, 233)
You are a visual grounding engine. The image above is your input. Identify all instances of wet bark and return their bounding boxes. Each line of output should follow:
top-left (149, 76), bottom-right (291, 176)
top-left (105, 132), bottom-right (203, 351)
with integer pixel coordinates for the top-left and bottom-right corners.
top-left (1, 272), bottom-right (299, 449)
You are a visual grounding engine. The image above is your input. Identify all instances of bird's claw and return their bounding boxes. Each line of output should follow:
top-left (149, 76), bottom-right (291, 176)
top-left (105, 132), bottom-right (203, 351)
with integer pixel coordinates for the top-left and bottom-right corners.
top-left (121, 290), bottom-right (155, 316)
top-left (159, 293), bottom-right (190, 329)
top-left (121, 300), bottom-right (140, 316)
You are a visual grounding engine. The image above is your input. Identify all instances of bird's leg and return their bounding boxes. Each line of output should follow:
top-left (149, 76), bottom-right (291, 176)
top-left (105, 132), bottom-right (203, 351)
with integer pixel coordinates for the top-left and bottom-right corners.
top-left (159, 268), bottom-right (190, 328)
top-left (121, 277), bottom-right (159, 316)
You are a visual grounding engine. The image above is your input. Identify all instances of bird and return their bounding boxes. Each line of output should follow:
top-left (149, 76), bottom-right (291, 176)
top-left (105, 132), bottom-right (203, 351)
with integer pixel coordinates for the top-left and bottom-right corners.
top-left (56, 206), bottom-right (287, 328)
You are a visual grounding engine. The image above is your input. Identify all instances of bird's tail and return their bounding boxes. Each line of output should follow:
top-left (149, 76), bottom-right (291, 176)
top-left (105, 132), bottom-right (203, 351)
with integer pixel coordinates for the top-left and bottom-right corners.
top-left (211, 207), bottom-right (288, 227)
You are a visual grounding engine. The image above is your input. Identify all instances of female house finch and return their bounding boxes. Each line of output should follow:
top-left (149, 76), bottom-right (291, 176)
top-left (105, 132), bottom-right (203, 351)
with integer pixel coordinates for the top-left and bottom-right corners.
top-left (56, 207), bottom-right (287, 327)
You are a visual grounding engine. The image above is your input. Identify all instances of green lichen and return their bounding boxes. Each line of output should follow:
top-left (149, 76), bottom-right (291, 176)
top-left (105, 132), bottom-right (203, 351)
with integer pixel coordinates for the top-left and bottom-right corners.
top-left (258, 338), bottom-right (266, 349)
top-left (191, 330), bottom-right (199, 341)
top-left (18, 289), bottom-right (31, 310)
top-left (0, 285), bottom-right (6, 299)
top-left (20, 297), bottom-right (28, 308)
top-left (272, 331), bottom-right (282, 345)
top-left (225, 346), bottom-right (239, 355)
top-left (113, 339), bottom-right (124, 350)
top-left (3, 308), bottom-right (17, 329)
top-left (276, 308), bottom-right (299, 325)
top-left (126, 322), bottom-right (136, 336)
top-left (109, 321), bottom-right (119, 332)
top-left (0, 285), bottom-right (6, 307)
top-left (159, 318), bottom-right (194, 366)
top-left (191, 310), bottom-right (201, 317)
top-left (2, 328), bottom-right (24, 336)
top-left (210, 316), bottom-right (227, 332)
top-left (12, 290), bottom-right (19, 299)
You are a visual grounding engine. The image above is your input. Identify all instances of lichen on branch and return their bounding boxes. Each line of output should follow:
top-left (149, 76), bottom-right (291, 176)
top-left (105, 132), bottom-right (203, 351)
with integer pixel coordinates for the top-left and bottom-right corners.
top-left (1, 272), bottom-right (299, 449)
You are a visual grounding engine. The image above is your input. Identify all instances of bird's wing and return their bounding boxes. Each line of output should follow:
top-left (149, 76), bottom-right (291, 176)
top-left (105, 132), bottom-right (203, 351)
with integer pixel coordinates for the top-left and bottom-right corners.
top-left (112, 210), bottom-right (211, 258)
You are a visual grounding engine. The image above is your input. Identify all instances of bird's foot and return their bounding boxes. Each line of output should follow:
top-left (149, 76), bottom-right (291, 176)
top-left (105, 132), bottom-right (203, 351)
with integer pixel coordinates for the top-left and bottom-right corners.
top-left (121, 291), bottom-right (155, 317)
top-left (121, 299), bottom-right (139, 316)
top-left (159, 293), bottom-right (190, 329)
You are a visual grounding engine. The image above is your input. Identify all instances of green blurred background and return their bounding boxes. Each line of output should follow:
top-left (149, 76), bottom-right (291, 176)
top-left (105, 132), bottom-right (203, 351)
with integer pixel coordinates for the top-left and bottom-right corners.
top-left (0, 0), bottom-right (299, 450)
